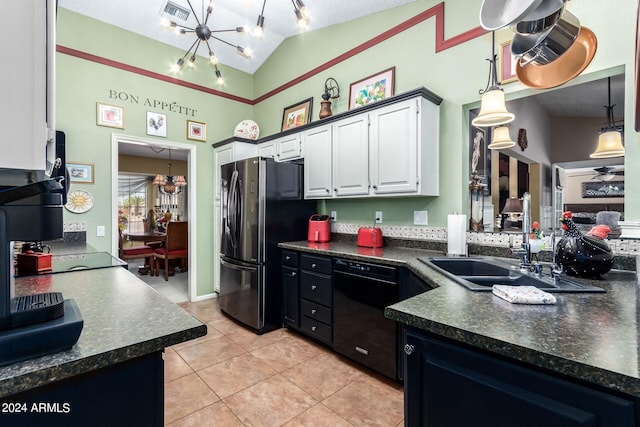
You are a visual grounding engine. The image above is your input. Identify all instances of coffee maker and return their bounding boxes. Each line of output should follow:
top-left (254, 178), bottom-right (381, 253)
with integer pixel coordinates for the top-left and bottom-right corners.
top-left (0, 178), bottom-right (83, 366)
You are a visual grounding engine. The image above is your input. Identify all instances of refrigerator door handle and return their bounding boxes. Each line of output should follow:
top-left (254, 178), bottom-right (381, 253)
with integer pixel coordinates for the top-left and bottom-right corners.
top-left (221, 257), bottom-right (257, 272)
top-left (227, 170), bottom-right (240, 249)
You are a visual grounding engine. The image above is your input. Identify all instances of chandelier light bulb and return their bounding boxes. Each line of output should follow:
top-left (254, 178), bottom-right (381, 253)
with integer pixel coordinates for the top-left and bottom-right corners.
top-left (160, 18), bottom-right (172, 28)
top-left (215, 69), bottom-right (224, 85)
top-left (188, 55), bottom-right (196, 68)
top-left (209, 51), bottom-right (218, 65)
top-left (296, 1), bottom-right (309, 18)
top-left (254, 15), bottom-right (265, 38)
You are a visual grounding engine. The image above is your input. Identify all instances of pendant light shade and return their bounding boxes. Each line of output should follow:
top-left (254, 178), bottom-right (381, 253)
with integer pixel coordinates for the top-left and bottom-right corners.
top-left (590, 131), bottom-right (625, 158)
top-left (488, 125), bottom-right (516, 149)
top-left (472, 31), bottom-right (515, 128)
top-left (590, 77), bottom-right (624, 158)
top-left (472, 90), bottom-right (515, 127)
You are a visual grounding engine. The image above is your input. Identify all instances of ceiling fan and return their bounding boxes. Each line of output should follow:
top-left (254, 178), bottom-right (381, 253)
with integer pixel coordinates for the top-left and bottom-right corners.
top-left (589, 166), bottom-right (624, 181)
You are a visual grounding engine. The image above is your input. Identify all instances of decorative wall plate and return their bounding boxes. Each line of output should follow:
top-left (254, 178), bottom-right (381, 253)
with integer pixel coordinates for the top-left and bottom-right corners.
top-left (233, 119), bottom-right (260, 140)
top-left (65, 189), bottom-right (94, 213)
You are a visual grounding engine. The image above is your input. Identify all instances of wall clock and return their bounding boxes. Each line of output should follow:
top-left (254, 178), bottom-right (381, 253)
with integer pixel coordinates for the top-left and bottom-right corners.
top-left (65, 189), bottom-right (94, 213)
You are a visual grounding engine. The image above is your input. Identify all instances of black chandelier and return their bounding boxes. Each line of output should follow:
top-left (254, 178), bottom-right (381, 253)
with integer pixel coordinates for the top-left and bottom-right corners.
top-left (153, 149), bottom-right (186, 195)
top-left (254, 0), bottom-right (310, 38)
top-left (163, 0), bottom-right (251, 85)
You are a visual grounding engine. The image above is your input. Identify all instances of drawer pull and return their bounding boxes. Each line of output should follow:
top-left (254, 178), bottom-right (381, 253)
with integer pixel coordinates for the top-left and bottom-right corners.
top-left (311, 309), bottom-right (317, 315)
top-left (291, 272), bottom-right (296, 277)
top-left (285, 255), bottom-right (291, 260)
top-left (311, 326), bottom-right (317, 332)
top-left (311, 263), bottom-right (317, 269)
top-left (311, 285), bottom-right (317, 290)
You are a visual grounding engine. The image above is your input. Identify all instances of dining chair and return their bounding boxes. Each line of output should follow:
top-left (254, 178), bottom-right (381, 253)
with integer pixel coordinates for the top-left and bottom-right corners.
top-left (118, 228), bottom-right (155, 275)
top-left (153, 221), bottom-right (188, 281)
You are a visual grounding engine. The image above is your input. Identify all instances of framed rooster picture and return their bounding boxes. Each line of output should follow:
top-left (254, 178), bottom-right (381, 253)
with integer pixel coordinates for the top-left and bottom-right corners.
top-left (147, 112), bottom-right (167, 137)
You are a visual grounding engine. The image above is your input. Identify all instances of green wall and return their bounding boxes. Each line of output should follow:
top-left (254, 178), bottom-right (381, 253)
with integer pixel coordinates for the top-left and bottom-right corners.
top-left (56, 0), bottom-right (639, 297)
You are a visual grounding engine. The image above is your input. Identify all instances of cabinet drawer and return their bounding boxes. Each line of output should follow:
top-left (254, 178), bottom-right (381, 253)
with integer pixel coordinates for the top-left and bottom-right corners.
top-left (281, 250), bottom-right (298, 267)
top-left (300, 299), bottom-right (332, 325)
top-left (301, 315), bottom-right (332, 344)
top-left (300, 271), bottom-right (332, 306)
top-left (300, 254), bottom-right (332, 275)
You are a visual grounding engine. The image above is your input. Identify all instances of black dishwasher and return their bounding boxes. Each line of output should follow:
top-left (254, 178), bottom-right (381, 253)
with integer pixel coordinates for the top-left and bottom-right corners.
top-left (333, 258), bottom-right (399, 380)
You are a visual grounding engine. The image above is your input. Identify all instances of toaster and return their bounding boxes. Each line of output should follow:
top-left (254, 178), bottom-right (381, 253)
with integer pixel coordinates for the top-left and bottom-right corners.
top-left (308, 214), bottom-right (331, 242)
top-left (357, 227), bottom-right (383, 248)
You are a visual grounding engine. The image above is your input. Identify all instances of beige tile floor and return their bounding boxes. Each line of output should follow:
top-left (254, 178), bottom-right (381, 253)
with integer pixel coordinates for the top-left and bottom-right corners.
top-left (166, 298), bottom-right (404, 426)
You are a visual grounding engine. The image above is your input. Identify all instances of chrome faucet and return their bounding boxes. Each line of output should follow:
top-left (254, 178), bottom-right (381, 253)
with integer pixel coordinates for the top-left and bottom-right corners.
top-left (549, 230), bottom-right (563, 280)
top-left (507, 192), bottom-right (532, 270)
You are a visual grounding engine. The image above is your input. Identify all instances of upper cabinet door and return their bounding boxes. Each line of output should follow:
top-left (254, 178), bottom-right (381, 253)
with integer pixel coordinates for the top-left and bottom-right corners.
top-left (332, 115), bottom-right (370, 197)
top-left (276, 134), bottom-right (302, 161)
top-left (370, 99), bottom-right (418, 194)
top-left (303, 125), bottom-right (333, 199)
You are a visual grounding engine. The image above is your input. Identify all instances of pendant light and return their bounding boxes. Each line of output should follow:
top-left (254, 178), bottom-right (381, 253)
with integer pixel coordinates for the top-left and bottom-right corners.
top-left (488, 125), bottom-right (516, 149)
top-left (472, 32), bottom-right (515, 128)
top-left (590, 77), bottom-right (625, 158)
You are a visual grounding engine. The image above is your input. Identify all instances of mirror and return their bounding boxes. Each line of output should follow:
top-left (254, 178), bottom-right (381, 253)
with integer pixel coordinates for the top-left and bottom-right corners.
top-left (470, 72), bottom-right (625, 237)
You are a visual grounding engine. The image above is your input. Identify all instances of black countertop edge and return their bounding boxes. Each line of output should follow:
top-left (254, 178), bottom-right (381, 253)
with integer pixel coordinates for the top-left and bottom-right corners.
top-left (212, 87), bottom-right (442, 149)
top-left (1, 327), bottom-right (206, 398)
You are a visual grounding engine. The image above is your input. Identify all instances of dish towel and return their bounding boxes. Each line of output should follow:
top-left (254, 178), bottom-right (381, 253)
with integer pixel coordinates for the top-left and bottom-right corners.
top-left (492, 285), bottom-right (557, 305)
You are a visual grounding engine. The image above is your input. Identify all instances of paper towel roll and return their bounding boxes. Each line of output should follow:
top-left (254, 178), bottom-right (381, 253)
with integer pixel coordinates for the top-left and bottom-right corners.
top-left (447, 214), bottom-right (467, 256)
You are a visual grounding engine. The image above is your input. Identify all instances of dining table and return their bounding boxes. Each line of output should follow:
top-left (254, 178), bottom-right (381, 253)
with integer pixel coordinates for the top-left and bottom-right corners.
top-left (123, 230), bottom-right (166, 244)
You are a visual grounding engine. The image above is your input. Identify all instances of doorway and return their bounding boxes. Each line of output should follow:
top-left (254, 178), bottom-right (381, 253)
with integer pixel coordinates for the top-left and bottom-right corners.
top-left (110, 133), bottom-right (197, 302)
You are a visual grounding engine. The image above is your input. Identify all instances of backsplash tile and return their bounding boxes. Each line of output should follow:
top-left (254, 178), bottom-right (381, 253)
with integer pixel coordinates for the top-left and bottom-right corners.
top-left (330, 222), bottom-right (639, 256)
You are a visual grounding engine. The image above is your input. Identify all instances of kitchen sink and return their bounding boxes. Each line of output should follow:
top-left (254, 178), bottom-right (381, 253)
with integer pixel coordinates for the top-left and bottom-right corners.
top-left (418, 257), bottom-right (605, 293)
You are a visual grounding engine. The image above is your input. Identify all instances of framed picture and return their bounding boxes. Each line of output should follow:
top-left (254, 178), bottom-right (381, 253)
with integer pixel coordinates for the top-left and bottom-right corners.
top-left (96, 102), bottom-right (124, 129)
top-left (348, 66), bottom-right (395, 110)
top-left (582, 181), bottom-right (625, 198)
top-left (67, 162), bottom-right (94, 184)
top-left (187, 120), bottom-right (206, 141)
top-left (499, 41), bottom-right (517, 84)
top-left (281, 97), bottom-right (313, 131)
top-left (470, 126), bottom-right (487, 180)
top-left (147, 112), bottom-right (167, 137)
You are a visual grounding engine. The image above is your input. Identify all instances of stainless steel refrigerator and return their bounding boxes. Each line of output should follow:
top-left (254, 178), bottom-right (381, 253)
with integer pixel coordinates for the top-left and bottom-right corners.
top-left (219, 157), bottom-right (315, 334)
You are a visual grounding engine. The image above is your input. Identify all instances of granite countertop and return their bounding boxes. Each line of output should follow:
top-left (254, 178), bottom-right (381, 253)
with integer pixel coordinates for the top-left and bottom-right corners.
top-left (0, 267), bottom-right (206, 398)
top-left (279, 240), bottom-right (640, 396)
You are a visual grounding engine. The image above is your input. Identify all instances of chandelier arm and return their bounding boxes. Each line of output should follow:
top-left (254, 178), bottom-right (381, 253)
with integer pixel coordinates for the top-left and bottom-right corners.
top-left (261, 0), bottom-right (267, 15)
top-left (211, 28), bottom-right (243, 33)
top-left (211, 35), bottom-right (240, 49)
top-left (204, 39), bottom-right (216, 57)
top-left (173, 23), bottom-right (195, 32)
top-left (204, 1), bottom-right (213, 26)
top-left (185, 0), bottom-right (203, 27)
top-left (181, 38), bottom-right (201, 62)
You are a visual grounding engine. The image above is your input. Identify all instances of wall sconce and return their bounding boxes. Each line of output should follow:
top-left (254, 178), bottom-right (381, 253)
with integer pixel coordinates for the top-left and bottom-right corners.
top-left (472, 31), bottom-right (515, 128)
top-left (469, 173), bottom-right (485, 231)
top-left (319, 77), bottom-right (340, 119)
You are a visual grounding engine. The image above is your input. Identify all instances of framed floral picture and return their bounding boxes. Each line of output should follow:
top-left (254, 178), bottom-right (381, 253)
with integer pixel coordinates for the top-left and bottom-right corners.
top-left (147, 112), bottom-right (167, 137)
top-left (187, 120), bottom-right (206, 141)
top-left (281, 97), bottom-right (313, 131)
top-left (96, 102), bottom-right (124, 128)
top-left (348, 67), bottom-right (395, 109)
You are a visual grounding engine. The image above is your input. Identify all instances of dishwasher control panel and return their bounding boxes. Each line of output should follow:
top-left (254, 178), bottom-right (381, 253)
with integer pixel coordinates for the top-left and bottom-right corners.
top-left (333, 258), bottom-right (397, 283)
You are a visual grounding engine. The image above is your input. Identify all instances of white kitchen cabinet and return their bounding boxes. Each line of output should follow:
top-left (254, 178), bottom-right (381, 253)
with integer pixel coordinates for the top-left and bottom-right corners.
top-left (370, 97), bottom-right (439, 196)
top-left (0, 0), bottom-right (56, 184)
top-left (303, 125), bottom-right (333, 198)
top-left (331, 114), bottom-right (370, 197)
top-left (257, 134), bottom-right (302, 162)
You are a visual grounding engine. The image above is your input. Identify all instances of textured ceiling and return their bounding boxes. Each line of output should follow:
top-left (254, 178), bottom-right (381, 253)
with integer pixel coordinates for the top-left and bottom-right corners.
top-left (58, 0), bottom-right (419, 74)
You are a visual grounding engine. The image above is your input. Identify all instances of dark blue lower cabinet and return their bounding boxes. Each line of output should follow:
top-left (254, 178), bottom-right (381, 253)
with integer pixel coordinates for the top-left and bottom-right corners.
top-left (404, 328), bottom-right (638, 427)
top-left (0, 351), bottom-right (164, 427)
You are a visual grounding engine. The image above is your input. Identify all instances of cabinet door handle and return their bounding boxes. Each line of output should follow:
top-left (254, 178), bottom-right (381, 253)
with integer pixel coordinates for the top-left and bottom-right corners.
top-left (311, 263), bottom-right (317, 269)
top-left (311, 285), bottom-right (317, 290)
top-left (372, 185), bottom-right (378, 190)
top-left (334, 188), bottom-right (338, 193)
top-left (311, 326), bottom-right (317, 332)
top-left (311, 309), bottom-right (317, 314)
top-left (285, 255), bottom-right (291, 260)
top-left (325, 188), bottom-right (330, 193)
top-left (404, 344), bottom-right (415, 356)
top-left (291, 272), bottom-right (296, 277)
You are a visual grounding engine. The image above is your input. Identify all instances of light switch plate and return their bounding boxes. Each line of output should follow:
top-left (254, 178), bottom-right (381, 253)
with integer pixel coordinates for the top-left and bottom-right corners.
top-left (375, 211), bottom-right (382, 224)
top-left (97, 225), bottom-right (105, 237)
top-left (413, 211), bottom-right (428, 225)
top-left (330, 211), bottom-right (337, 222)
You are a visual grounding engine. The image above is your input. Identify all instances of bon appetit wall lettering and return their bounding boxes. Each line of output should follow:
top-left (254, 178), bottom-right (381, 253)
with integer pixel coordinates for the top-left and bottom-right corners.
top-left (108, 90), bottom-right (198, 117)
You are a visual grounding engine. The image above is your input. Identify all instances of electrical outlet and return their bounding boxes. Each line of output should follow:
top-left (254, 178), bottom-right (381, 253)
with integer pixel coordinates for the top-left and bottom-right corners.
top-left (96, 225), bottom-right (105, 237)
top-left (375, 211), bottom-right (382, 224)
top-left (330, 211), bottom-right (337, 222)
top-left (413, 211), bottom-right (428, 225)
